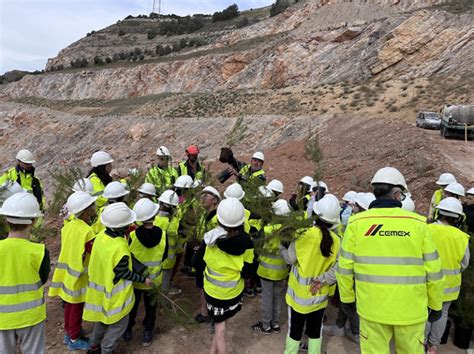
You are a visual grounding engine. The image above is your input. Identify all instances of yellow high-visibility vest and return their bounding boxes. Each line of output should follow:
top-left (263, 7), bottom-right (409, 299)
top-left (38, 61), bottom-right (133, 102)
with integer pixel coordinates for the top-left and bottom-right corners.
top-left (83, 231), bottom-right (134, 324)
top-left (257, 224), bottom-right (289, 281)
top-left (286, 227), bottom-right (339, 314)
top-left (239, 164), bottom-right (265, 183)
top-left (337, 207), bottom-right (444, 325)
top-left (0, 238), bottom-right (46, 330)
top-left (146, 166), bottom-right (178, 194)
top-left (429, 223), bottom-right (469, 301)
top-left (130, 226), bottom-right (167, 290)
top-left (428, 189), bottom-right (444, 220)
top-left (177, 161), bottom-right (205, 181)
top-left (154, 214), bottom-right (179, 270)
top-left (49, 218), bottom-right (95, 303)
top-left (0, 167), bottom-right (46, 209)
top-left (204, 235), bottom-right (254, 300)
top-left (88, 173), bottom-right (107, 207)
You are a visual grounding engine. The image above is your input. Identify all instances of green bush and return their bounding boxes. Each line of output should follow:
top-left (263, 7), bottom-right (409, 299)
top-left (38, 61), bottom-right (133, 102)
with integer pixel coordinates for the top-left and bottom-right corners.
top-left (118, 29), bottom-right (126, 36)
top-left (270, 0), bottom-right (290, 17)
top-left (212, 4), bottom-right (240, 22)
top-left (159, 16), bottom-right (204, 36)
top-left (236, 17), bottom-right (249, 28)
top-left (147, 29), bottom-right (158, 40)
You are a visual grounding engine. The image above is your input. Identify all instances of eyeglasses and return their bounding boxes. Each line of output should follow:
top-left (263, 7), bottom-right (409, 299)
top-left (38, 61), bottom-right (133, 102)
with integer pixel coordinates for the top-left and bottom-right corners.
top-left (399, 190), bottom-right (406, 201)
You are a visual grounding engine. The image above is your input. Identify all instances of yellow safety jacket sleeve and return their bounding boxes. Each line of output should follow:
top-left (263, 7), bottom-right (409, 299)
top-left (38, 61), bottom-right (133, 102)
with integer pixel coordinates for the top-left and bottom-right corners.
top-left (336, 224), bottom-right (356, 303)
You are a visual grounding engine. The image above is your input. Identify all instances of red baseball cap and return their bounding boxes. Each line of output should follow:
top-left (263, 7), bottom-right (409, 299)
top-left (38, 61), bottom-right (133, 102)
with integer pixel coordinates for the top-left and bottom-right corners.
top-left (186, 145), bottom-right (199, 155)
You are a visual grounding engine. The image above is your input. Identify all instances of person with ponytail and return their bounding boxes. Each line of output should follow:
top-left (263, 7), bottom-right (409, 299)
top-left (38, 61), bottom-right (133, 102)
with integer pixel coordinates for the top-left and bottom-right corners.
top-left (280, 194), bottom-right (341, 354)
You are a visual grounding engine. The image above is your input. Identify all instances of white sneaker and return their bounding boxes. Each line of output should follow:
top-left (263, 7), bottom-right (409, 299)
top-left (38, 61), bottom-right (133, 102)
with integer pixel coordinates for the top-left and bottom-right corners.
top-left (323, 324), bottom-right (345, 337)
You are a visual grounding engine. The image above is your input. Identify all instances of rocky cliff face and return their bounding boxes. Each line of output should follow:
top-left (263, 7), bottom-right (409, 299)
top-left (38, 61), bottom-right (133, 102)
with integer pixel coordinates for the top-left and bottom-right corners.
top-left (2, 0), bottom-right (471, 101)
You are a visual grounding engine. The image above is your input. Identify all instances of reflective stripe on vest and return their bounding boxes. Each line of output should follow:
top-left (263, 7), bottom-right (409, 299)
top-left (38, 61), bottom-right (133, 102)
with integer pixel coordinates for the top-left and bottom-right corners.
top-left (442, 268), bottom-right (461, 276)
top-left (291, 266), bottom-right (313, 286)
top-left (84, 294), bottom-right (134, 318)
top-left (205, 272), bottom-right (239, 288)
top-left (259, 260), bottom-right (288, 271)
top-left (287, 287), bottom-right (328, 307)
top-left (56, 262), bottom-right (84, 278)
top-left (49, 282), bottom-right (86, 298)
top-left (0, 298), bottom-right (45, 313)
top-left (0, 281), bottom-right (42, 294)
top-left (354, 272), bottom-right (443, 284)
top-left (88, 280), bottom-right (132, 299)
top-left (445, 286), bottom-right (461, 294)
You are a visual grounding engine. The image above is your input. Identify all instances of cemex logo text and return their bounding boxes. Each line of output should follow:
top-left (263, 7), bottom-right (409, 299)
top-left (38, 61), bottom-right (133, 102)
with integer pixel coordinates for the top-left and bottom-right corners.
top-left (365, 224), bottom-right (411, 237)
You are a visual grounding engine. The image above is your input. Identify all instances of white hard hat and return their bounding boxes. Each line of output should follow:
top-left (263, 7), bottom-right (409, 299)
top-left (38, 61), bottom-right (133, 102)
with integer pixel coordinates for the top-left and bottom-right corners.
top-left (72, 178), bottom-right (94, 195)
top-left (156, 146), bottom-right (171, 157)
top-left (342, 191), bottom-right (357, 203)
top-left (16, 149), bottom-right (36, 164)
top-left (217, 197), bottom-right (246, 228)
top-left (174, 175), bottom-right (194, 189)
top-left (137, 182), bottom-right (157, 197)
top-left (224, 183), bottom-right (245, 200)
top-left (300, 176), bottom-right (314, 187)
top-left (158, 189), bottom-right (179, 207)
top-left (467, 187), bottom-right (474, 195)
top-left (313, 194), bottom-right (340, 225)
top-left (133, 198), bottom-right (159, 222)
top-left (0, 192), bottom-right (42, 224)
top-left (1, 181), bottom-right (25, 198)
top-left (252, 152), bottom-right (265, 162)
top-left (401, 195), bottom-right (415, 212)
top-left (444, 182), bottom-right (465, 197)
top-left (267, 179), bottom-right (284, 194)
top-left (436, 197), bottom-right (464, 218)
top-left (258, 186), bottom-right (274, 198)
top-left (436, 173), bottom-right (456, 186)
top-left (314, 180), bottom-right (329, 192)
top-left (371, 167), bottom-right (407, 191)
top-left (202, 186), bottom-right (221, 200)
top-left (100, 202), bottom-right (136, 228)
top-left (272, 199), bottom-right (291, 216)
top-left (90, 151), bottom-right (113, 167)
top-left (103, 181), bottom-right (130, 199)
top-left (354, 192), bottom-right (376, 211)
top-left (128, 168), bottom-right (139, 177)
top-left (66, 191), bottom-right (97, 215)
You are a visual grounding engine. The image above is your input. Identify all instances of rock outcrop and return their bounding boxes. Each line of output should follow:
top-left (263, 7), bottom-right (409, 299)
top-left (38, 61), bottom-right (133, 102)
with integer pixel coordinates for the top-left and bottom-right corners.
top-left (2, 0), bottom-right (471, 101)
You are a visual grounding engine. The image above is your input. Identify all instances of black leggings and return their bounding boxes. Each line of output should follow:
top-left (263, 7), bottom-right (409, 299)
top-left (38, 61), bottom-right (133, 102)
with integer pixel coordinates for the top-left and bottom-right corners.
top-left (288, 307), bottom-right (325, 341)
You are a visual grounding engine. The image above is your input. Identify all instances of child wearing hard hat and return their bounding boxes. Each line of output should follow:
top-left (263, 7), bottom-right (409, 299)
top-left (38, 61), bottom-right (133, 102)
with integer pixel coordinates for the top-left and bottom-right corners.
top-left (192, 186), bottom-right (220, 324)
top-left (0, 193), bottom-right (50, 354)
top-left (83, 203), bottom-right (153, 354)
top-left (425, 197), bottom-right (470, 354)
top-left (281, 194), bottom-right (341, 354)
top-left (154, 190), bottom-right (182, 297)
top-left (251, 199), bottom-right (291, 335)
top-left (194, 198), bottom-right (254, 354)
top-left (122, 198), bottom-right (168, 347)
top-left (48, 191), bottom-right (97, 351)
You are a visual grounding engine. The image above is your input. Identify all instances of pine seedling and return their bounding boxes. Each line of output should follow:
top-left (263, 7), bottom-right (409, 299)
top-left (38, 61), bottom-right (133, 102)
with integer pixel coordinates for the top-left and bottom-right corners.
top-left (304, 129), bottom-right (324, 182)
top-left (225, 116), bottom-right (248, 148)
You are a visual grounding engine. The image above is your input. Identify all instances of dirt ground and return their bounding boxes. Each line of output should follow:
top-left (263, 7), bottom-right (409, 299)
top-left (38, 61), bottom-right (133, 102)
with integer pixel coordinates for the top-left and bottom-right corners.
top-left (40, 114), bottom-right (474, 353)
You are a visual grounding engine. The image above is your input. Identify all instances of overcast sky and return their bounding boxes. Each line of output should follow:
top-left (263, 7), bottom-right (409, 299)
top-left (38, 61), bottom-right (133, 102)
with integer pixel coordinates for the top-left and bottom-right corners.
top-left (0, 0), bottom-right (273, 74)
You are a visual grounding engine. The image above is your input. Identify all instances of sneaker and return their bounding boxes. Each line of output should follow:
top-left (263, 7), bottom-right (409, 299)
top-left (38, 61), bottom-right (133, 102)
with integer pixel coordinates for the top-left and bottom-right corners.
top-left (64, 329), bottom-right (88, 344)
top-left (168, 284), bottom-right (183, 296)
top-left (255, 287), bottom-right (262, 294)
top-left (299, 341), bottom-right (308, 352)
top-left (244, 288), bottom-right (255, 298)
top-left (122, 329), bottom-right (132, 343)
top-left (194, 313), bottom-right (209, 323)
top-left (271, 321), bottom-right (281, 333)
top-left (323, 324), bottom-right (345, 337)
top-left (344, 327), bottom-right (360, 344)
top-left (67, 338), bottom-right (90, 351)
top-left (64, 335), bottom-right (70, 345)
top-left (251, 322), bottom-right (272, 335)
top-left (87, 346), bottom-right (101, 354)
top-left (142, 330), bottom-right (153, 347)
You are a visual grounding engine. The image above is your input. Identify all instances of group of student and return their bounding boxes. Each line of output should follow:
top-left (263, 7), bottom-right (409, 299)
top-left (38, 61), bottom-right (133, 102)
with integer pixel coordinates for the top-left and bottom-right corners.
top-left (0, 145), bottom-right (473, 354)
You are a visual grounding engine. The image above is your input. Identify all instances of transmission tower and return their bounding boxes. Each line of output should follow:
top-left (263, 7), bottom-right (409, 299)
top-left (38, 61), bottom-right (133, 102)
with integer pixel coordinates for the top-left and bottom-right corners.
top-left (152, 0), bottom-right (161, 14)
